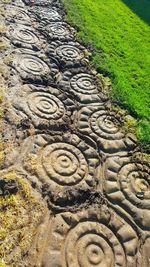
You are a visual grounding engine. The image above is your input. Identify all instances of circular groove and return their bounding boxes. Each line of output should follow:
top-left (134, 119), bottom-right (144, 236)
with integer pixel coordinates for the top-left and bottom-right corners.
top-left (119, 162), bottom-right (150, 207)
top-left (42, 143), bottom-right (87, 185)
top-left (70, 73), bottom-right (100, 95)
top-left (11, 26), bottom-right (39, 45)
top-left (45, 208), bottom-right (138, 267)
top-left (27, 91), bottom-right (65, 120)
top-left (17, 54), bottom-right (50, 75)
top-left (91, 111), bottom-right (120, 139)
top-left (56, 45), bottom-right (82, 60)
top-left (105, 157), bottom-right (150, 229)
top-left (64, 221), bottom-right (125, 267)
top-left (48, 23), bottom-right (71, 37)
top-left (7, 5), bottom-right (31, 24)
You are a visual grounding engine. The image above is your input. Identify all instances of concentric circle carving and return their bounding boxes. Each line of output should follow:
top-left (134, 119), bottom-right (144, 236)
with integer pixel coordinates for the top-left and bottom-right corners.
top-left (90, 110), bottom-right (121, 139)
top-left (46, 22), bottom-right (74, 40)
top-left (14, 27), bottom-right (38, 44)
top-left (27, 92), bottom-right (64, 120)
top-left (77, 106), bottom-right (136, 153)
top-left (30, 7), bottom-right (61, 23)
top-left (70, 73), bottom-right (101, 95)
top-left (6, 5), bottom-right (31, 25)
top-left (48, 41), bottom-right (88, 68)
top-left (119, 163), bottom-right (150, 205)
top-left (58, 71), bottom-right (105, 104)
top-left (17, 54), bottom-right (49, 75)
top-left (22, 134), bottom-right (100, 206)
top-left (41, 207), bottom-right (138, 267)
top-left (12, 49), bottom-right (58, 83)
top-left (7, 25), bottom-right (41, 49)
top-left (64, 222), bottom-right (122, 267)
top-left (56, 45), bottom-right (82, 60)
top-left (1, 0), bottom-right (147, 266)
top-left (11, 85), bottom-right (75, 130)
top-left (42, 143), bottom-right (87, 185)
top-left (104, 156), bottom-right (150, 230)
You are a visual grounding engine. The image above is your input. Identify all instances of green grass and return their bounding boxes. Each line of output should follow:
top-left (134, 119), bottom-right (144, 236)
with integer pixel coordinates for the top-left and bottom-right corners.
top-left (62, 0), bottom-right (150, 146)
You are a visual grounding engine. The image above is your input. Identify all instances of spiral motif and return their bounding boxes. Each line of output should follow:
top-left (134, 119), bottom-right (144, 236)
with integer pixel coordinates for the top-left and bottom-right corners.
top-left (15, 10), bottom-right (29, 21)
top-left (18, 54), bottom-right (50, 75)
top-left (48, 23), bottom-right (71, 37)
top-left (56, 45), bottom-right (82, 61)
top-left (7, 5), bottom-right (31, 24)
top-left (91, 111), bottom-right (121, 140)
top-left (27, 91), bottom-right (65, 120)
top-left (46, 10), bottom-right (61, 21)
top-left (11, 26), bottom-right (39, 45)
top-left (77, 106), bottom-right (131, 153)
top-left (42, 207), bottom-right (138, 267)
top-left (34, 8), bottom-right (61, 21)
top-left (41, 9), bottom-right (61, 21)
top-left (70, 73), bottom-right (101, 95)
top-left (41, 143), bottom-right (87, 185)
top-left (105, 157), bottom-right (150, 229)
top-left (22, 134), bottom-right (99, 199)
top-left (64, 222), bottom-right (125, 267)
top-left (119, 163), bottom-right (150, 208)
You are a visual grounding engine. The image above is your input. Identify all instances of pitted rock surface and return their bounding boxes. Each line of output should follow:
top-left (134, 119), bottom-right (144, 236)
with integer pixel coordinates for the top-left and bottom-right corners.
top-left (1, 0), bottom-right (150, 266)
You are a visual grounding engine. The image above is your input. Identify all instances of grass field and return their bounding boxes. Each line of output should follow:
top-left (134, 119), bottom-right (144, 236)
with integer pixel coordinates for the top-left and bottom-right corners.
top-left (62, 0), bottom-right (150, 146)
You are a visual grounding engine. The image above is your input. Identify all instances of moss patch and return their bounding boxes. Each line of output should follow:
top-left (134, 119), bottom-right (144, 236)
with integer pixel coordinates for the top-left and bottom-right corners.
top-left (0, 260), bottom-right (6, 267)
top-left (0, 171), bottom-right (46, 266)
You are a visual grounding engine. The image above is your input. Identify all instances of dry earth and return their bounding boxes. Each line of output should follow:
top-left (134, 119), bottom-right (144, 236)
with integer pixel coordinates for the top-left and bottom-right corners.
top-left (0, 0), bottom-right (150, 266)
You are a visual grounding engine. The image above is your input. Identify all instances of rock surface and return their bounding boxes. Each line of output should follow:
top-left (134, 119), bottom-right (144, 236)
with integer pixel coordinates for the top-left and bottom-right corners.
top-left (0, 0), bottom-right (150, 266)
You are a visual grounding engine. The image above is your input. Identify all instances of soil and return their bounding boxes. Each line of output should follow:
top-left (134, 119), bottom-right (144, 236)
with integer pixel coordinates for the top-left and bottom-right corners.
top-left (0, 0), bottom-right (150, 266)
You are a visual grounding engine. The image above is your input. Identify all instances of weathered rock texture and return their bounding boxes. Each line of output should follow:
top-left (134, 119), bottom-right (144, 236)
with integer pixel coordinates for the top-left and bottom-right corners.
top-left (0, 0), bottom-right (150, 266)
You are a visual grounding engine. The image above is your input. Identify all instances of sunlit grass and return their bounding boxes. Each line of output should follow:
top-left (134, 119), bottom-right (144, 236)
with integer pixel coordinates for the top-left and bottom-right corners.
top-left (62, 0), bottom-right (150, 145)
